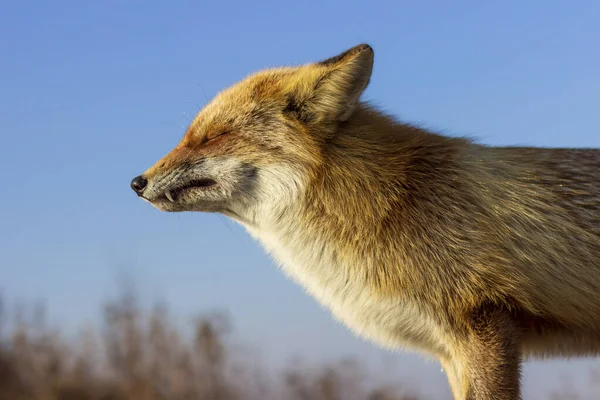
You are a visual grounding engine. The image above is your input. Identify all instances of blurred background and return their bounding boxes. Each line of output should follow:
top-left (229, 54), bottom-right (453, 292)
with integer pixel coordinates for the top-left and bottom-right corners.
top-left (1, 1), bottom-right (599, 399)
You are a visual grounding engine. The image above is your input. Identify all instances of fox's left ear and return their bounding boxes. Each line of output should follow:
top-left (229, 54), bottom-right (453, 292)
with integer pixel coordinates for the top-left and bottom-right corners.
top-left (287, 44), bottom-right (374, 123)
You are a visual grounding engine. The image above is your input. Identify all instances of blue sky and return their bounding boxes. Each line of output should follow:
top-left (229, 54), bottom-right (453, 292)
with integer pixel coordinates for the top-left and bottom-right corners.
top-left (1, 1), bottom-right (599, 398)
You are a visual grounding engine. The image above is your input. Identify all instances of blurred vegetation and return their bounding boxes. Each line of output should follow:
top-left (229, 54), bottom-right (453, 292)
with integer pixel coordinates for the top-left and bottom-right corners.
top-left (1, 288), bottom-right (599, 399)
top-left (0, 288), bottom-right (421, 400)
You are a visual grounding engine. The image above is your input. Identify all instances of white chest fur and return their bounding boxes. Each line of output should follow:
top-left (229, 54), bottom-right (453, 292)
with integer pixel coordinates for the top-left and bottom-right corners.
top-left (245, 226), bottom-right (446, 356)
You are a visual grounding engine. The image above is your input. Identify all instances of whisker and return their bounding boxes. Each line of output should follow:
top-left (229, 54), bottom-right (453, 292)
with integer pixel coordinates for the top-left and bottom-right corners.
top-left (217, 214), bottom-right (237, 237)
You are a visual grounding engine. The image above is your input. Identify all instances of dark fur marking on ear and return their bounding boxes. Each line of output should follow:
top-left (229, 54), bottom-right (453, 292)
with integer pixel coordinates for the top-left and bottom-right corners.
top-left (283, 95), bottom-right (314, 124)
top-left (283, 95), bottom-right (302, 114)
top-left (318, 44), bottom-right (373, 66)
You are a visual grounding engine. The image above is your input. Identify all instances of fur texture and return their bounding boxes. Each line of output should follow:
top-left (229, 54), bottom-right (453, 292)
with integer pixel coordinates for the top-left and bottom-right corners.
top-left (131, 44), bottom-right (600, 399)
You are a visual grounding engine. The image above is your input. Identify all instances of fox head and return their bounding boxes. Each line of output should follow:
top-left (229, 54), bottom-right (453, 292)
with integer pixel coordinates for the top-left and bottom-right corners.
top-left (131, 44), bottom-right (374, 226)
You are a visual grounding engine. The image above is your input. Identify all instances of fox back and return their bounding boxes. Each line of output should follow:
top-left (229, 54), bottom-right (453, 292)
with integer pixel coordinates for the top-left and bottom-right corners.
top-left (131, 44), bottom-right (600, 399)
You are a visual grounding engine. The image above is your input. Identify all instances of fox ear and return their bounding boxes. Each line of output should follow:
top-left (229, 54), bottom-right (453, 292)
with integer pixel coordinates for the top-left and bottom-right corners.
top-left (287, 44), bottom-right (374, 123)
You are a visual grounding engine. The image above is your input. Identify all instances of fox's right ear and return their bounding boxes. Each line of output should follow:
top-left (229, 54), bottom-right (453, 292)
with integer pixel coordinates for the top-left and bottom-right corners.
top-left (286, 44), bottom-right (374, 123)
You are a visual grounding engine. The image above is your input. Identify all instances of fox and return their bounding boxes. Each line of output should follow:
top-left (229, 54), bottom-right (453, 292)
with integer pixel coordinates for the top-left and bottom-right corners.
top-left (130, 44), bottom-right (600, 399)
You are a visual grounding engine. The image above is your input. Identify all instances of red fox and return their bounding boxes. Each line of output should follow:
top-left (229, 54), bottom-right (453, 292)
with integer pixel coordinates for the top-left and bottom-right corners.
top-left (131, 44), bottom-right (600, 399)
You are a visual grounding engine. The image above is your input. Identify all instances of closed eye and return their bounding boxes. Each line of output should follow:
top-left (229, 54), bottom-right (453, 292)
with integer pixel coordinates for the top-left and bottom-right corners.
top-left (206, 130), bottom-right (229, 142)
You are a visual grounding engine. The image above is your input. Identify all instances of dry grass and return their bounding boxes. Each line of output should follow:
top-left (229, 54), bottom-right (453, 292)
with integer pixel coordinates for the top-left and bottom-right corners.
top-left (0, 290), bottom-right (421, 400)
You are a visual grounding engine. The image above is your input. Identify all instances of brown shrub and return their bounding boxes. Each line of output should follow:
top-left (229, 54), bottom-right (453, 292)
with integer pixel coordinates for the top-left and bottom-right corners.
top-left (0, 291), bottom-right (420, 400)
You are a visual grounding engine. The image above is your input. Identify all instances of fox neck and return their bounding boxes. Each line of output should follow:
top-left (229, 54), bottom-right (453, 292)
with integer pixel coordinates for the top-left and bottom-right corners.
top-left (231, 104), bottom-right (468, 254)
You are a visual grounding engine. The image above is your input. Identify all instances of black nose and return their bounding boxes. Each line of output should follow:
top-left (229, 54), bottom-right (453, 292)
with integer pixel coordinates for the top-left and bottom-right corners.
top-left (130, 175), bottom-right (148, 194)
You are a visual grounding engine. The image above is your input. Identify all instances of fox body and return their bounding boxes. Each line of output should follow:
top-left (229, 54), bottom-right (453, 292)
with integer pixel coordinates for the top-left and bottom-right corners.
top-left (131, 44), bottom-right (600, 399)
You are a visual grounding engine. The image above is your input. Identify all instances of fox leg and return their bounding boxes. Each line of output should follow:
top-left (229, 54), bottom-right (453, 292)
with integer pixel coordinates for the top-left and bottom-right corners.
top-left (444, 305), bottom-right (522, 400)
